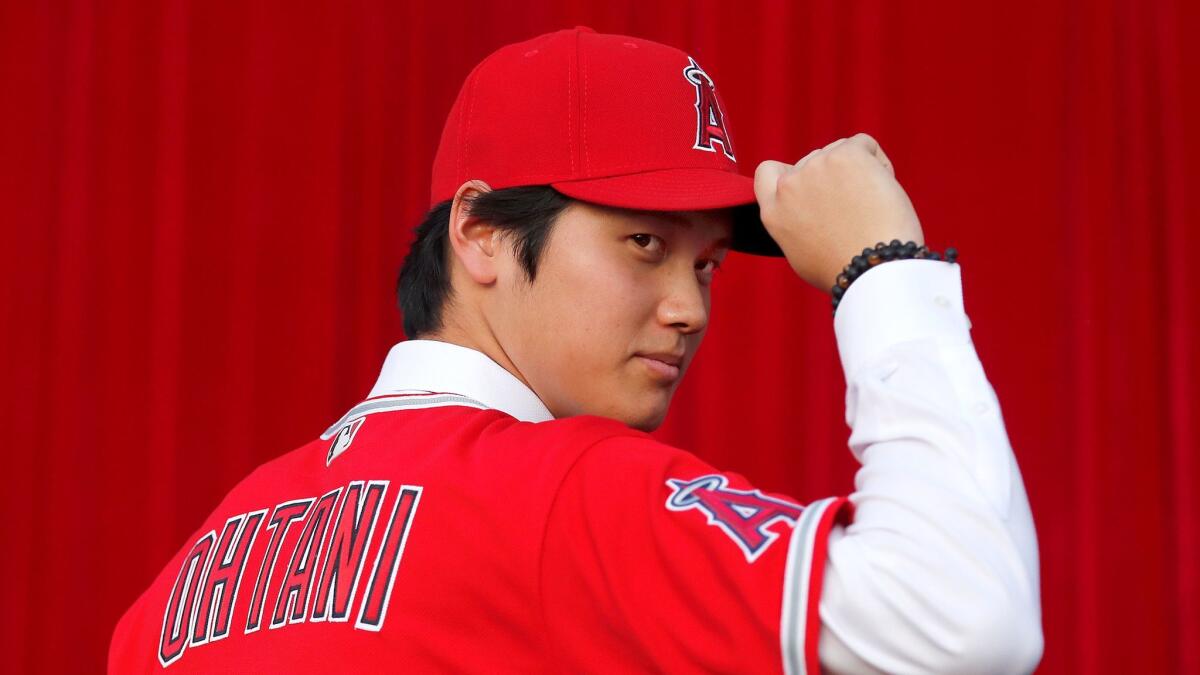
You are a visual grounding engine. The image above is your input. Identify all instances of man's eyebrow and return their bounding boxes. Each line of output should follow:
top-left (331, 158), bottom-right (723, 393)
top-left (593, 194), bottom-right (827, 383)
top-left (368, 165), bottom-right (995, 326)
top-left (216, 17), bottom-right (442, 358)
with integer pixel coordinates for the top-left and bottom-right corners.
top-left (703, 236), bottom-right (732, 258)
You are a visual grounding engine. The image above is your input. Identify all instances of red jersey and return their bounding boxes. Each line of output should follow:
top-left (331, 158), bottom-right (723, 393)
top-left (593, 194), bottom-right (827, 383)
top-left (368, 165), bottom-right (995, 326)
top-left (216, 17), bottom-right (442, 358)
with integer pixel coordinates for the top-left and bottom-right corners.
top-left (113, 261), bottom-right (1046, 673)
top-left (110, 390), bottom-right (850, 673)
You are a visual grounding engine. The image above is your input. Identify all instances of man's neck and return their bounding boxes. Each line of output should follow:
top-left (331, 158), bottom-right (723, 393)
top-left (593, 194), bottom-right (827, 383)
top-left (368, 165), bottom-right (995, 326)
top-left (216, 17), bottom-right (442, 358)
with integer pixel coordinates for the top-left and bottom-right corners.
top-left (421, 320), bottom-right (536, 399)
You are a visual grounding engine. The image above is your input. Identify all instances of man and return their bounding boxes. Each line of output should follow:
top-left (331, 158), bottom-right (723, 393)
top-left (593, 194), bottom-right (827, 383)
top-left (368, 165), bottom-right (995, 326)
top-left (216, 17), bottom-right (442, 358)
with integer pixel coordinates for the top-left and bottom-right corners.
top-left (111, 27), bottom-right (1043, 673)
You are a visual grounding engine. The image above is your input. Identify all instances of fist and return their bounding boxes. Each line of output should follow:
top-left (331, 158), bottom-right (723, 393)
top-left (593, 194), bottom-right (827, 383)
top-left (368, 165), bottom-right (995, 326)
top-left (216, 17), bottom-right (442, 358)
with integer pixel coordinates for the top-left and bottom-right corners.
top-left (753, 133), bottom-right (925, 293)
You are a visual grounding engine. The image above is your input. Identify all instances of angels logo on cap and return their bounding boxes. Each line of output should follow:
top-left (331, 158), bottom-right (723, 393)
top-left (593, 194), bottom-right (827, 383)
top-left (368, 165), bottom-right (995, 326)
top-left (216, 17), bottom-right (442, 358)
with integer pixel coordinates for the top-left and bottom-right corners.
top-left (683, 57), bottom-right (736, 162)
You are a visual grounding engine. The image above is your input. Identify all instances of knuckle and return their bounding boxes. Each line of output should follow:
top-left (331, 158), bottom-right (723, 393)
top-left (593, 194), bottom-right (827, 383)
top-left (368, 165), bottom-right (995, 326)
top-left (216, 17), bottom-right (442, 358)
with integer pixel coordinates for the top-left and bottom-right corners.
top-left (824, 144), bottom-right (854, 165)
top-left (755, 159), bottom-right (779, 176)
top-left (777, 168), bottom-right (803, 193)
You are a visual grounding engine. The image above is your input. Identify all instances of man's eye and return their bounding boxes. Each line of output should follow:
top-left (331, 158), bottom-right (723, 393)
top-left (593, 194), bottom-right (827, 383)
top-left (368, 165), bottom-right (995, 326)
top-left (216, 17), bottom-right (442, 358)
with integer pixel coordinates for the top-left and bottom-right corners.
top-left (630, 233), bottom-right (664, 253)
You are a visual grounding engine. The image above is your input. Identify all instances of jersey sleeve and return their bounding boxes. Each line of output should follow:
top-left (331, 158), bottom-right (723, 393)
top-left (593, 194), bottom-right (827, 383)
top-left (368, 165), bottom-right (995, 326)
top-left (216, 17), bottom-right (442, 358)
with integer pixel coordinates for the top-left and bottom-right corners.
top-left (539, 434), bottom-right (853, 674)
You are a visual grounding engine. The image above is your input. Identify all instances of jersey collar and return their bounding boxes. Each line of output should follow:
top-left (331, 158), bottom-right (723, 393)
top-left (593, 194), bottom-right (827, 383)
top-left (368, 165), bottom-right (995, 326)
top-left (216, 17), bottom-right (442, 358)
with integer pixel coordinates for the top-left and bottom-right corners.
top-left (366, 339), bottom-right (554, 423)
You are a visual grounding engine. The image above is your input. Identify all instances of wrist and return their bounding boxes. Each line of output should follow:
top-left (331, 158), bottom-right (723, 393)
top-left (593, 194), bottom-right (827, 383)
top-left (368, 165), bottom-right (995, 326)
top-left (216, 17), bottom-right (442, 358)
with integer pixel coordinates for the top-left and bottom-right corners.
top-left (830, 241), bottom-right (958, 316)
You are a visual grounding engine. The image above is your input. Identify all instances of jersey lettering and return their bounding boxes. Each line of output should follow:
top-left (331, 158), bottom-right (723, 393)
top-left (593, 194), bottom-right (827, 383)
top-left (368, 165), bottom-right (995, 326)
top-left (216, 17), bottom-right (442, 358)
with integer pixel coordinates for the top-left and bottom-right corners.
top-left (190, 511), bottom-right (265, 646)
top-left (158, 532), bottom-right (215, 667)
top-left (245, 499), bottom-right (312, 633)
top-left (270, 488), bottom-right (341, 628)
top-left (155, 479), bottom-right (421, 668)
top-left (356, 486), bottom-right (423, 630)
top-left (311, 481), bottom-right (387, 622)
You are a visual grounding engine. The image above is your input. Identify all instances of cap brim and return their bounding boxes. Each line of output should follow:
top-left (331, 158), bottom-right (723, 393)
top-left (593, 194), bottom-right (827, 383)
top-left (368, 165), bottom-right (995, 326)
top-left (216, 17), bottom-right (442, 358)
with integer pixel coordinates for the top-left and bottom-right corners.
top-left (550, 168), bottom-right (784, 257)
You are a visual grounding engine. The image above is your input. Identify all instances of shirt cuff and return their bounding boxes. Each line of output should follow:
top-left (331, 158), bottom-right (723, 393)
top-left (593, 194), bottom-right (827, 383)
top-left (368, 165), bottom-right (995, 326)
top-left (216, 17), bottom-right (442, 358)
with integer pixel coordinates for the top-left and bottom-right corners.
top-left (832, 259), bottom-right (972, 382)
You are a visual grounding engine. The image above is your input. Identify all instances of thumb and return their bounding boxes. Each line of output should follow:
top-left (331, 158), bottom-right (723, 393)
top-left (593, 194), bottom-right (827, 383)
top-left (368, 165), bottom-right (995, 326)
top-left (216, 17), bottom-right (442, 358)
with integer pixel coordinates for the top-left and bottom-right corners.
top-left (753, 159), bottom-right (789, 209)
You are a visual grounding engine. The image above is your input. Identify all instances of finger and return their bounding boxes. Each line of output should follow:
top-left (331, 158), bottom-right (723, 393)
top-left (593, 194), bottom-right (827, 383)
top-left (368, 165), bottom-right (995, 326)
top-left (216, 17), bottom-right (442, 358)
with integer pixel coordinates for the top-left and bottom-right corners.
top-left (794, 138), bottom-right (846, 172)
top-left (793, 147), bottom-right (822, 170)
top-left (848, 132), bottom-right (895, 175)
top-left (873, 142), bottom-right (895, 176)
top-left (753, 159), bottom-right (790, 207)
top-left (849, 132), bottom-right (880, 156)
top-left (822, 137), bottom-right (848, 153)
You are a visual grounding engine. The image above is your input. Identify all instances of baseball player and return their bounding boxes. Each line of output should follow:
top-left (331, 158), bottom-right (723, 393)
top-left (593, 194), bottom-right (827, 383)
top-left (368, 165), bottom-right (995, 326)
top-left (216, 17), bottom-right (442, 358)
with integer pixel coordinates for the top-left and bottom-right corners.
top-left (111, 27), bottom-right (1043, 673)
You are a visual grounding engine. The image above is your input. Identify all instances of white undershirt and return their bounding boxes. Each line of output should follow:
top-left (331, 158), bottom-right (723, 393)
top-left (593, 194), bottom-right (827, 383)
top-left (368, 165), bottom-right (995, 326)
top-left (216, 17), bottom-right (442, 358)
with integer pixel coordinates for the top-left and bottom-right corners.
top-left (365, 258), bottom-right (1044, 674)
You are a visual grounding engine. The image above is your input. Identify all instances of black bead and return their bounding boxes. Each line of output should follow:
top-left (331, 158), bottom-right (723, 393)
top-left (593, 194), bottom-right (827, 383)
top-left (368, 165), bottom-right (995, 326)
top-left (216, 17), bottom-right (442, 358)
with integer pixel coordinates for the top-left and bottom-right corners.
top-left (889, 239), bottom-right (902, 248)
top-left (832, 285), bottom-right (844, 299)
top-left (875, 241), bottom-right (887, 251)
top-left (902, 241), bottom-right (918, 256)
top-left (929, 251), bottom-right (941, 261)
top-left (862, 247), bottom-right (875, 258)
top-left (945, 246), bottom-right (958, 263)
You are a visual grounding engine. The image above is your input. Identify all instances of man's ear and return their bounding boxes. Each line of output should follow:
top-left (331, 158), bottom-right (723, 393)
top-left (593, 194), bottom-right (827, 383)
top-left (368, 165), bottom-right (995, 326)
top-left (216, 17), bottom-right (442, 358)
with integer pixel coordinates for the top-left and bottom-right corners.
top-left (447, 179), bottom-right (501, 285)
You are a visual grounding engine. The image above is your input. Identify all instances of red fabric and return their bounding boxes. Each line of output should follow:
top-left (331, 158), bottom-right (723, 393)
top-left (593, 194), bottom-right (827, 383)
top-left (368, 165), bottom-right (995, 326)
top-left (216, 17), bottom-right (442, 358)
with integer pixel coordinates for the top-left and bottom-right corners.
top-left (803, 496), bottom-right (854, 671)
top-left (110, 399), bottom-right (839, 673)
top-left (3, 1), bottom-right (1198, 673)
top-left (551, 169), bottom-right (755, 213)
top-left (541, 434), bottom-right (846, 674)
top-left (429, 27), bottom-right (745, 206)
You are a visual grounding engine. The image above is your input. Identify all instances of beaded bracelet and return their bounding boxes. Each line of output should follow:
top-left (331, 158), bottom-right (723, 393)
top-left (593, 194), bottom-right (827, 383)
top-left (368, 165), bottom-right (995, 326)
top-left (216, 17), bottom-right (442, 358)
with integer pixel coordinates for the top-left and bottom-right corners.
top-left (831, 240), bottom-right (958, 317)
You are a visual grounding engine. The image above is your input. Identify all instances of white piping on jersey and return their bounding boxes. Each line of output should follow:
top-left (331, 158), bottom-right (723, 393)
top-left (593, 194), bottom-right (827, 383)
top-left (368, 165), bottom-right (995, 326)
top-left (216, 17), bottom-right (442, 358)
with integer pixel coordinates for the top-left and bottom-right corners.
top-left (320, 393), bottom-right (490, 441)
top-left (780, 497), bottom-right (840, 675)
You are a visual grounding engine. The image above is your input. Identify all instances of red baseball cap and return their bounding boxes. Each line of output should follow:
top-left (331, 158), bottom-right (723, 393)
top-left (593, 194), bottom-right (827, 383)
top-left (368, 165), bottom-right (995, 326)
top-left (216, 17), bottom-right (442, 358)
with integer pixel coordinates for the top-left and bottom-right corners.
top-left (430, 26), bottom-right (783, 257)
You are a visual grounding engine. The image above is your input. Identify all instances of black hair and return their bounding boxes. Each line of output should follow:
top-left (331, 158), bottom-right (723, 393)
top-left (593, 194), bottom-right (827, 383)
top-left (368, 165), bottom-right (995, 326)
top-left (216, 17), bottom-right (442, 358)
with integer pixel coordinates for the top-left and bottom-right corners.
top-left (397, 185), bottom-right (573, 338)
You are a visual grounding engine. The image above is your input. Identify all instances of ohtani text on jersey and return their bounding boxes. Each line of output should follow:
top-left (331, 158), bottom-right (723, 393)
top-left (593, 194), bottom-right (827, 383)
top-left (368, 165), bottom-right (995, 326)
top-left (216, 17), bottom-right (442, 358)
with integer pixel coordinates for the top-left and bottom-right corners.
top-left (156, 479), bottom-right (422, 667)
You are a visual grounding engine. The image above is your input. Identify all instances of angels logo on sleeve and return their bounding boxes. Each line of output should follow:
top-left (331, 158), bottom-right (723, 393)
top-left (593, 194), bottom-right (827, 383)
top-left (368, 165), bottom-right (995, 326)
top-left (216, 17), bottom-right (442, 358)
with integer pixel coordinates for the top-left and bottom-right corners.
top-left (665, 474), bottom-right (804, 563)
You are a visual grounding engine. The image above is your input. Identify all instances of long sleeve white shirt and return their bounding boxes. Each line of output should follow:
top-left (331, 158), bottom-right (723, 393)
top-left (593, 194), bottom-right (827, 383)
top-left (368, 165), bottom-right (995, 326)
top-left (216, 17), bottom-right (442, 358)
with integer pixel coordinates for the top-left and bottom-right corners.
top-left (364, 258), bottom-right (1043, 674)
top-left (817, 258), bottom-right (1043, 674)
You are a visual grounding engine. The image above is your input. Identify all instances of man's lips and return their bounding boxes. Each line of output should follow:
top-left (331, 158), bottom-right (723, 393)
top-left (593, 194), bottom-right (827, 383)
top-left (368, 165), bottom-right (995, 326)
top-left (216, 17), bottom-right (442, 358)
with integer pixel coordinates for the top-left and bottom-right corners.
top-left (636, 350), bottom-right (683, 366)
top-left (635, 352), bottom-right (683, 382)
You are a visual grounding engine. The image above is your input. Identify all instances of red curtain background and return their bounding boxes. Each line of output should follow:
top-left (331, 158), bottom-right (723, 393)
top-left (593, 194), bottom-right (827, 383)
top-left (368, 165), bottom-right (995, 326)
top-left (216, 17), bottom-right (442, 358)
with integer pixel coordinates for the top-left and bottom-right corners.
top-left (2, 1), bottom-right (1196, 672)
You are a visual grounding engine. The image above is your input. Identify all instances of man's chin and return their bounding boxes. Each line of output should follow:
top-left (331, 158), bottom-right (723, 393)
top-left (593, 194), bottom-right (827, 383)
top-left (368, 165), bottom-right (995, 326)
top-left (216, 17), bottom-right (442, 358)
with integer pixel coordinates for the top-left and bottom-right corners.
top-left (573, 385), bottom-right (673, 431)
top-left (621, 398), bottom-right (671, 433)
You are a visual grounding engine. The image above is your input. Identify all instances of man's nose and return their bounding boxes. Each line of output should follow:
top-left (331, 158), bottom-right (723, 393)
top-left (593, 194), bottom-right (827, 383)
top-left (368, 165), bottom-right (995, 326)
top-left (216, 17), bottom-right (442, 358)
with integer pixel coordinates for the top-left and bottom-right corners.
top-left (657, 274), bottom-right (709, 334)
